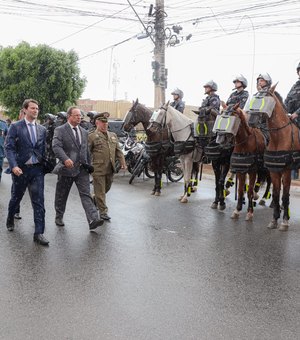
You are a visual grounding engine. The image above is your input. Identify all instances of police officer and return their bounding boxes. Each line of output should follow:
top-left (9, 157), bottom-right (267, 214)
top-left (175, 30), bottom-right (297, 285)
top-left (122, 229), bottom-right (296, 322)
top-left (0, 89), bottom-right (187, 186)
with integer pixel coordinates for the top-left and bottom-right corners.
top-left (199, 80), bottom-right (220, 113)
top-left (0, 118), bottom-right (8, 183)
top-left (88, 112), bottom-right (126, 221)
top-left (222, 75), bottom-right (249, 109)
top-left (170, 88), bottom-right (185, 113)
top-left (284, 62), bottom-right (300, 127)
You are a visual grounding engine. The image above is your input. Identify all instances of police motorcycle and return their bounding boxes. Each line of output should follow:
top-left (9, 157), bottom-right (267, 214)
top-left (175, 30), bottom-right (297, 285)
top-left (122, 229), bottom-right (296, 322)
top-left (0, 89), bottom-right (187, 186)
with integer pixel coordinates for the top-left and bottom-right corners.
top-left (129, 143), bottom-right (183, 184)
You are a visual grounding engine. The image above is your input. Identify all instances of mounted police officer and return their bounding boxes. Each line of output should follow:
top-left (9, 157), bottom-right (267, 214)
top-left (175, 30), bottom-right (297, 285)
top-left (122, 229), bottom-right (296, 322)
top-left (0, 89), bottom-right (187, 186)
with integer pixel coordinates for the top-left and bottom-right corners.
top-left (222, 75), bottom-right (249, 110)
top-left (170, 88), bottom-right (185, 113)
top-left (284, 62), bottom-right (300, 128)
top-left (199, 80), bottom-right (220, 114)
top-left (0, 118), bottom-right (8, 183)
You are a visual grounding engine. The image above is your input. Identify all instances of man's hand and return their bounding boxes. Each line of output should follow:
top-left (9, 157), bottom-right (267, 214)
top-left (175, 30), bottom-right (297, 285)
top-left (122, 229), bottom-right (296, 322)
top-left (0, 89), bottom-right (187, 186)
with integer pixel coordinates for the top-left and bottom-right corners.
top-left (12, 167), bottom-right (23, 176)
top-left (64, 159), bottom-right (74, 168)
top-left (291, 113), bottom-right (298, 120)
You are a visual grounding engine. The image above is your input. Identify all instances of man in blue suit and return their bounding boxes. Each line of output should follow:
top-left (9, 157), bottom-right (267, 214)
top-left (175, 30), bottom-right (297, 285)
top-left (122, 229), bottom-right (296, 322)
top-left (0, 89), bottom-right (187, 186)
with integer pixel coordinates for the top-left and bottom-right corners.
top-left (5, 99), bottom-right (49, 246)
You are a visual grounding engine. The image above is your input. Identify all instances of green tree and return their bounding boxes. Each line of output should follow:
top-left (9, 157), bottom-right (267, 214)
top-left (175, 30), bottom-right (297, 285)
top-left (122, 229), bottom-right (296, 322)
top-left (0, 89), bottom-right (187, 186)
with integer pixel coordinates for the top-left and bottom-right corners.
top-left (0, 41), bottom-right (86, 119)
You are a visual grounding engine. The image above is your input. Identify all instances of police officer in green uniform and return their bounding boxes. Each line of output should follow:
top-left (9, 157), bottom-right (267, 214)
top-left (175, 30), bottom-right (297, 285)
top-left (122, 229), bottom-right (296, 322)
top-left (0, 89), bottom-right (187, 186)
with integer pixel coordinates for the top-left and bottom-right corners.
top-left (88, 112), bottom-right (126, 220)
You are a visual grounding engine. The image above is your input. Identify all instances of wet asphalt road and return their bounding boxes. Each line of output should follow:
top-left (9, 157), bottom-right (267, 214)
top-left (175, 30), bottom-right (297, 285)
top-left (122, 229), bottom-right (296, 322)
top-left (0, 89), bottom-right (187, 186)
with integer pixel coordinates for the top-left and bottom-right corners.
top-left (0, 170), bottom-right (299, 340)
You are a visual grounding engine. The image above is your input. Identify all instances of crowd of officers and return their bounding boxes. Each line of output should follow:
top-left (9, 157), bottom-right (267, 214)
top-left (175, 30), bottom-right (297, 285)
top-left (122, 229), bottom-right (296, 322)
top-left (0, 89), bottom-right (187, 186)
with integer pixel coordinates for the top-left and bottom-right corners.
top-left (1, 63), bottom-right (300, 246)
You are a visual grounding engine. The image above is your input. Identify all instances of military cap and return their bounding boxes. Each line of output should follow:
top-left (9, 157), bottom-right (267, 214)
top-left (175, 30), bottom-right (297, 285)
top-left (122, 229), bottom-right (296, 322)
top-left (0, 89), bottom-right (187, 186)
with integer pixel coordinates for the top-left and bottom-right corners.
top-left (95, 112), bottom-right (110, 122)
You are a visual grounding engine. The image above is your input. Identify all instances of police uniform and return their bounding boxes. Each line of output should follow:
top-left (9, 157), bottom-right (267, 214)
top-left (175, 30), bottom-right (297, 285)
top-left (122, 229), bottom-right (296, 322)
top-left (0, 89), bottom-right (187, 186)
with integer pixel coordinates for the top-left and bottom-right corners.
top-left (226, 89), bottom-right (249, 109)
top-left (88, 113), bottom-right (125, 219)
top-left (0, 119), bottom-right (8, 182)
top-left (170, 99), bottom-right (185, 113)
top-left (284, 78), bottom-right (300, 125)
top-left (200, 93), bottom-right (220, 112)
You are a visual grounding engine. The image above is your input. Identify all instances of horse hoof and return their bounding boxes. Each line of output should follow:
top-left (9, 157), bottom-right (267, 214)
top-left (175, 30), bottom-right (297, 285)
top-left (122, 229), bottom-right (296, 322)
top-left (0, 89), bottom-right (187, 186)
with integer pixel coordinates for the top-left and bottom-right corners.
top-left (150, 191), bottom-right (155, 195)
top-left (180, 198), bottom-right (188, 203)
top-left (245, 213), bottom-right (253, 221)
top-left (211, 202), bottom-right (218, 209)
top-left (278, 221), bottom-right (289, 231)
top-left (267, 221), bottom-right (278, 229)
top-left (154, 192), bottom-right (161, 196)
top-left (218, 203), bottom-right (226, 211)
top-left (191, 187), bottom-right (197, 193)
top-left (254, 193), bottom-right (259, 201)
top-left (231, 210), bottom-right (239, 219)
top-left (178, 195), bottom-right (184, 201)
top-left (258, 199), bottom-right (266, 206)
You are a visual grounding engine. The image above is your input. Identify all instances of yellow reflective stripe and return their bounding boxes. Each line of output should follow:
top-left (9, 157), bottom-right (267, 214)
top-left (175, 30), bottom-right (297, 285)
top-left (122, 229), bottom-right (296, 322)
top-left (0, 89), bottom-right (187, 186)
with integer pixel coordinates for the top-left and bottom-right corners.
top-left (223, 190), bottom-right (226, 198)
top-left (196, 123), bottom-right (200, 135)
top-left (160, 180), bottom-right (162, 188)
top-left (245, 184), bottom-right (249, 192)
top-left (188, 186), bottom-right (192, 194)
top-left (259, 98), bottom-right (265, 111)
top-left (203, 123), bottom-right (208, 135)
top-left (288, 208), bottom-right (290, 219)
top-left (255, 183), bottom-right (260, 187)
top-left (249, 98), bottom-right (256, 109)
top-left (225, 118), bottom-right (231, 130)
top-left (217, 117), bottom-right (223, 129)
top-left (266, 192), bottom-right (271, 199)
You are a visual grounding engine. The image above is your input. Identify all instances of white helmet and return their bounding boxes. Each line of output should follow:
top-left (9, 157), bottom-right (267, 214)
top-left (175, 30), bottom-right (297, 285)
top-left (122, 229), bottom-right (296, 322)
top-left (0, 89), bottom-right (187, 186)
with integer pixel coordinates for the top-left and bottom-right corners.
top-left (171, 88), bottom-right (184, 99)
top-left (233, 74), bottom-right (248, 88)
top-left (203, 80), bottom-right (218, 91)
top-left (257, 73), bottom-right (272, 86)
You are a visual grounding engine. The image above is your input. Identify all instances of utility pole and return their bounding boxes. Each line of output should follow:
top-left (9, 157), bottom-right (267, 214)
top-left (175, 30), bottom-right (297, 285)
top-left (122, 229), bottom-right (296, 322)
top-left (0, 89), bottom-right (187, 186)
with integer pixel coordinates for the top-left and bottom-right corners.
top-left (112, 59), bottom-right (119, 101)
top-left (153, 0), bottom-right (166, 108)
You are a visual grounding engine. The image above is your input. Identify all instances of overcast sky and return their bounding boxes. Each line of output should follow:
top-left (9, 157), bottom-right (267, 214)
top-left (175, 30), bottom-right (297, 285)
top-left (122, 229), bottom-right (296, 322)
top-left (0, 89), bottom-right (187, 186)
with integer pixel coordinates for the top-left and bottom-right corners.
top-left (1, 0), bottom-right (300, 108)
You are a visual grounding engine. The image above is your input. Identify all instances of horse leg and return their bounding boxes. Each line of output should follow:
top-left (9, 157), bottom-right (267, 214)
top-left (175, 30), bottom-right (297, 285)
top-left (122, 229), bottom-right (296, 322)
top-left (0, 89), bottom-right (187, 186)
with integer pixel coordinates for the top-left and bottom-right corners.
top-left (190, 162), bottom-right (198, 192)
top-left (151, 172), bottom-right (158, 195)
top-left (180, 153), bottom-right (193, 203)
top-left (154, 170), bottom-right (162, 196)
top-left (245, 173), bottom-right (256, 221)
top-left (218, 162), bottom-right (230, 210)
top-left (225, 171), bottom-right (235, 196)
top-left (231, 173), bottom-right (245, 219)
top-left (211, 160), bottom-right (220, 209)
top-left (279, 170), bottom-right (291, 231)
top-left (267, 173), bottom-right (281, 229)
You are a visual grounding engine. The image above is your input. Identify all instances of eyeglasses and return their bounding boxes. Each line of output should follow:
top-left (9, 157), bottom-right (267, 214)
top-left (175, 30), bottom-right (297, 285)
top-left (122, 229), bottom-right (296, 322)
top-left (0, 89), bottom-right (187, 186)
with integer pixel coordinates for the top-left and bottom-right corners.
top-left (71, 114), bottom-right (81, 117)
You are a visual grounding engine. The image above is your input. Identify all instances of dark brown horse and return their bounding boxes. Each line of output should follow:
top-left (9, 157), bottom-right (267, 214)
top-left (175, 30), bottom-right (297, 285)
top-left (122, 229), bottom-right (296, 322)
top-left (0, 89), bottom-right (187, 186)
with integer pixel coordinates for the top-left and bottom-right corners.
top-left (216, 104), bottom-right (268, 221)
top-left (248, 85), bottom-right (300, 231)
top-left (122, 99), bottom-right (171, 196)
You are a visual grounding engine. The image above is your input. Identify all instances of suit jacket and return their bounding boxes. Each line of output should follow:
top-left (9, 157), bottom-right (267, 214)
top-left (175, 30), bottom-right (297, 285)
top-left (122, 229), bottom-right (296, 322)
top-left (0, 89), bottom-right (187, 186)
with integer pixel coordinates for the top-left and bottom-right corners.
top-left (5, 119), bottom-right (46, 169)
top-left (52, 123), bottom-right (90, 177)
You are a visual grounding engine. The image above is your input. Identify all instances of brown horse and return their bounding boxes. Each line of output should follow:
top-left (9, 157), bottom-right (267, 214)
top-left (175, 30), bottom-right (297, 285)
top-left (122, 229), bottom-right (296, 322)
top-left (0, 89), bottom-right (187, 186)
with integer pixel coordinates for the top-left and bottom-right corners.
top-left (216, 104), bottom-right (268, 221)
top-left (122, 99), bottom-right (171, 196)
top-left (248, 85), bottom-right (300, 231)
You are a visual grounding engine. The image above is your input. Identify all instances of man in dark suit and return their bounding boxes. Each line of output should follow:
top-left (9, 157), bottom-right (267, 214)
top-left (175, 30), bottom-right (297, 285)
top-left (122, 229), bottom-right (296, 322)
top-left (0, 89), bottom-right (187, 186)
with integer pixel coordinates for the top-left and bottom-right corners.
top-left (52, 106), bottom-right (104, 231)
top-left (5, 99), bottom-right (49, 246)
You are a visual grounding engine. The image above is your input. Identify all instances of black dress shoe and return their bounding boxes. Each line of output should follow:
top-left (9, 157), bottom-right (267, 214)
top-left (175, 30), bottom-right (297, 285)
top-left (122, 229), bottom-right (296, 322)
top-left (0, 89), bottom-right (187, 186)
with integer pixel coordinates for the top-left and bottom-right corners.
top-left (100, 213), bottom-right (111, 221)
top-left (33, 234), bottom-right (49, 246)
top-left (89, 219), bottom-right (104, 230)
top-left (6, 216), bottom-right (14, 232)
top-left (55, 217), bottom-right (65, 226)
top-left (14, 213), bottom-right (22, 220)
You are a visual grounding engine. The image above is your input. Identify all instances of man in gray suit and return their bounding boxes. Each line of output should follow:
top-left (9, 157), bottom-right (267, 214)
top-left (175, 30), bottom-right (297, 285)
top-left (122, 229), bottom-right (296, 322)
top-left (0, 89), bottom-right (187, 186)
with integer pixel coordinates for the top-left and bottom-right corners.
top-left (52, 106), bottom-right (104, 230)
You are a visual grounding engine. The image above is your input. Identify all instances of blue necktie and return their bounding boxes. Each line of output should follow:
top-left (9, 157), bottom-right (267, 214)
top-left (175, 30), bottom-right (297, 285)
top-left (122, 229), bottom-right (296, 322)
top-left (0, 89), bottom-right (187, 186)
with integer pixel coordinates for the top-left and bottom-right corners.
top-left (29, 123), bottom-right (38, 163)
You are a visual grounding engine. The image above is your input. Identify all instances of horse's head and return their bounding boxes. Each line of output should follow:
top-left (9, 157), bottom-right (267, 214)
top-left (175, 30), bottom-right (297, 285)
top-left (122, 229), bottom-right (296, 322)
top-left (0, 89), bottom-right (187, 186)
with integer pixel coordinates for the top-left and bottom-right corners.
top-left (123, 99), bottom-right (139, 132)
top-left (147, 103), bottom-right (168, 134)
top-left (215, 104), bottom-right (242, 147)
top-left (248, 83), bottom-right (278, 128)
